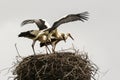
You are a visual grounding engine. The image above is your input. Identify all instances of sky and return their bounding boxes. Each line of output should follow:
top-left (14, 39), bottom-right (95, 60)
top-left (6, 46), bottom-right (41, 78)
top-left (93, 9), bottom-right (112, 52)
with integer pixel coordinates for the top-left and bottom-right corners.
top-left (0, 0), bottom-right (120, 80)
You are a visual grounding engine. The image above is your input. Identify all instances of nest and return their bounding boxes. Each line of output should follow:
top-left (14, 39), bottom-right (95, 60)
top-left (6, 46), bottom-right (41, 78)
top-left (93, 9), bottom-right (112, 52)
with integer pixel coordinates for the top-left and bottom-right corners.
top-left (13, 52), bottom-right (98, 80)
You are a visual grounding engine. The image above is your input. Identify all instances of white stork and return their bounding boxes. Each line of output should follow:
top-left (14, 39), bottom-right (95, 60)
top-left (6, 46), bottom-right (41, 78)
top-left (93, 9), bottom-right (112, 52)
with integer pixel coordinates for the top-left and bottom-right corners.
top-left (21, 11), bottom-right (89, 40)
top-left (40, 33), bottom-right (74, 53)
top-left (46, 11), bottom-right (89, 40)
top-left (19, 11), bottom-right (89, 54)
top-left (19, 19), bottom-right (51, 55)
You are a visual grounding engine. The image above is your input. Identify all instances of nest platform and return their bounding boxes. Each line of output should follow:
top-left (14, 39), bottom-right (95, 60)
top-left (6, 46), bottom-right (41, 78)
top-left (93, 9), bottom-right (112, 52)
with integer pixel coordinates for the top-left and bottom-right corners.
top-left (13, 52), bottom-right (98, 80)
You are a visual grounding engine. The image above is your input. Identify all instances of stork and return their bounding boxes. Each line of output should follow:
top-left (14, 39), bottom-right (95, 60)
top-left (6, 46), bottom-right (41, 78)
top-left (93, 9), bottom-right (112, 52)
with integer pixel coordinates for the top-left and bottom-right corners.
top-left (21, 11), bottom-right (89, 41)
top-left (19, 19), bottom-right (51, 55)
top-left (47, 11), bottom-right (89, 41)
top-left (18, 30), bottom-right (52, 55)
top-left (40, 33), bottom-right (74, 53)
top-left (20, 12), bottom-right (89, 54)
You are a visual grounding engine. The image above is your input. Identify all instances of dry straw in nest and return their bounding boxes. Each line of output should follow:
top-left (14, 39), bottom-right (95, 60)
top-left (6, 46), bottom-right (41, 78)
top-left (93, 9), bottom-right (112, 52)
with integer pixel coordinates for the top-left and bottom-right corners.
top-left (13, 51), bottom-right (98, 80)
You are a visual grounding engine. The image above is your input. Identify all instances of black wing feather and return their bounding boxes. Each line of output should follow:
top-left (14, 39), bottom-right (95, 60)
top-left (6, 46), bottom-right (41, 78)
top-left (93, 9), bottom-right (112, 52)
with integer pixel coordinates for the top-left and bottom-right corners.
top-left (21, 19), bottom-right (48, 30)
top-left (49, 12), bottom-right (89, 32)
top-left (21, 19), bottom-right (35, 26)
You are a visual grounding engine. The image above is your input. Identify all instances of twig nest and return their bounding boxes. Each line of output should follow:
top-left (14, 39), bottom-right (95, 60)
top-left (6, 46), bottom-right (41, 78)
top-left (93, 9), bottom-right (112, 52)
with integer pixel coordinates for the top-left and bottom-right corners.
top-left (13, 52), bottom-right (98, 80)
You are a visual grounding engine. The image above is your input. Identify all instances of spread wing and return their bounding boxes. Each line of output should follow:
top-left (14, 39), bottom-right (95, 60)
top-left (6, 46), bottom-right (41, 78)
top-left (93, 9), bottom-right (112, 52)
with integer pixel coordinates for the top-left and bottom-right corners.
top-left (21, 19), bottom-right (48, 30)
top-left (49, 11), bottom-right (89, 32)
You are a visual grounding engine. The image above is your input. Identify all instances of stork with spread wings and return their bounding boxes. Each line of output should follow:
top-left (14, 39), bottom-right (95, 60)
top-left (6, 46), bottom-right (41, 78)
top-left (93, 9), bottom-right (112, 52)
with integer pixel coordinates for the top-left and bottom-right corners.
top-left (19, 12), bottom-right (89, 54)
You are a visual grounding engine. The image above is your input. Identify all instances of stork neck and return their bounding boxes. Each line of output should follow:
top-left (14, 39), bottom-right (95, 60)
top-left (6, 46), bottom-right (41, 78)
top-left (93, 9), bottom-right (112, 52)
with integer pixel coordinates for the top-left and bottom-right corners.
top-left (33, 31), bottom-right (42, 40)
top-left (65, 34), bottom-right (69, 40)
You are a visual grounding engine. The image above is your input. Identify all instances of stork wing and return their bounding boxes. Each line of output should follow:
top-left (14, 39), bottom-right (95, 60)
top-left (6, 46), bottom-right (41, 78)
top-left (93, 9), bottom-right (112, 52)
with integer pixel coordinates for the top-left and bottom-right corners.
top-left (49, 12), bottom-right (89, 32)
top-left (21, 19), bottom-right (48, 30)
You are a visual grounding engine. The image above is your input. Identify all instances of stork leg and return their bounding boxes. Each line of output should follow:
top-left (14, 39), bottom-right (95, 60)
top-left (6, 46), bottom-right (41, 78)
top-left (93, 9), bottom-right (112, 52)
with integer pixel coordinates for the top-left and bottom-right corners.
top-left (45, 45), bottom-right (51, 54)
top-left (52, 44), bottom-right (56, 54)
top-left (47, 34), bottom-right (51, 42)
top-left (47, 32), bottom-right (53, 42)
top-left (45, 46), bottom-right (48, 54)
top-left (32, 40), bottom-right (36, 55)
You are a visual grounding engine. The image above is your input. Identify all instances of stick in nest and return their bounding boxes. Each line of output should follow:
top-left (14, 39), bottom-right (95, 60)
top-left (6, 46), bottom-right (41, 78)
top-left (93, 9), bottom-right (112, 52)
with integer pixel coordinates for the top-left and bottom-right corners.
top-left (14, 43), bottom-right (23, 59)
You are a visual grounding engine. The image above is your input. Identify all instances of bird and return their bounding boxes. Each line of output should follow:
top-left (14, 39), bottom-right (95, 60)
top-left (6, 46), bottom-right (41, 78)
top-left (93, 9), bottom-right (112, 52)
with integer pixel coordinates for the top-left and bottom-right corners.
top-left (40, 33), bottom-right (74, 53)
top-left (18, 30), bottom-right (51, 55)
top-left (20, 19), bottom-right (52, 55)
top-left (21, 11), bottom-right (89, 41)
top-left (46, 11), bottom-right (89, 40)
top-left (20, 11), bottom-right (89, 54)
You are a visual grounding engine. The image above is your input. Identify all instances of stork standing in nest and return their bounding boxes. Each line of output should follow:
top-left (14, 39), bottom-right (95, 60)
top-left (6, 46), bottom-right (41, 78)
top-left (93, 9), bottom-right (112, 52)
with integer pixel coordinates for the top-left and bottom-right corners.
top-left (19, 11), bottom-right (89, 54)
top-left (40, 33), bottom-right (74, 53)
top-left (19, 19), bottom-right (51, 55)
top-left (46, 11), bottom-right (89, 41)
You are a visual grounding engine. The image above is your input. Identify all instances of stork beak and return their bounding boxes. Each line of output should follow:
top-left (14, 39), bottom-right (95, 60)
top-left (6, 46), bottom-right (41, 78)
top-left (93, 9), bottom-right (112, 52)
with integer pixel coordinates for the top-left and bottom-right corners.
top-left (69, 34), bottom-right (74, 40)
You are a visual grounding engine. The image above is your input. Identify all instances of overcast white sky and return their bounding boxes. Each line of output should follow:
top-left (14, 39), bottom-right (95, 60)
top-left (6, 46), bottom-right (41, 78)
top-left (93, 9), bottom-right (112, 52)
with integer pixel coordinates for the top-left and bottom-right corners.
top-left (0, 0), bottom-right (120, 80)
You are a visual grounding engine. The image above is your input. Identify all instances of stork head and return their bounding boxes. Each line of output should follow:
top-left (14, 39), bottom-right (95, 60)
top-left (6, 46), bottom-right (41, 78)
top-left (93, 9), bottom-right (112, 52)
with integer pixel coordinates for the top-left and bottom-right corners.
top-left (18, 30), bottom-right (39, 39)
top-left (62, 33), bottom-right (74, 42)
top-left (66, 33), bottom-right (74, 40)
